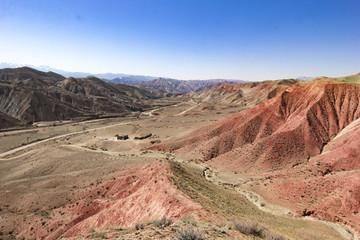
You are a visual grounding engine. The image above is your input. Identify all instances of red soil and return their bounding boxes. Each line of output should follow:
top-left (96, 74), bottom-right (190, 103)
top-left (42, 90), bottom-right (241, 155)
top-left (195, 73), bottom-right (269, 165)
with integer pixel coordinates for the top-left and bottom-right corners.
top-left (154, 80), bottom-right (360, 172)
top-left (152, 79), bottom-right (360, 233)
top-left (254, 118), bottom-right (360, 233)
top-left (214, 79), bottom-right (296, 94)
top-left (13, 160), bottom-right (209, 239)
top-left (189, 79), bottom-right (298, 107)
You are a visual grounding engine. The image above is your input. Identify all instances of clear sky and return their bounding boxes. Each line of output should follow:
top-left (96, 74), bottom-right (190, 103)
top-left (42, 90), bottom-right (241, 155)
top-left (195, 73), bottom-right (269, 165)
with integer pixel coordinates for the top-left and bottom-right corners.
top-left (0, 0), bottom-right (359, 80)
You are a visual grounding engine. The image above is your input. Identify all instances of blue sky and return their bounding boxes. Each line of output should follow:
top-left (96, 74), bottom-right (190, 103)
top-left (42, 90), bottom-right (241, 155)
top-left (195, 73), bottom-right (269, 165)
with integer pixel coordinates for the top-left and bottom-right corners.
top-left (0, 0), bottom-right (359, 80)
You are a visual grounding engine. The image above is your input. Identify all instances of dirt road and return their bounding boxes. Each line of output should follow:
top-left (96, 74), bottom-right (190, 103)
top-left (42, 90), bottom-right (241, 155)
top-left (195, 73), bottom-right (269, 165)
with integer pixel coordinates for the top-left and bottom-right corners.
top-left (0, 120), bottom-right (137, 159)
top-left (202, 167), bottom-right (358, 240)
top-left (0, 101), bottom-right (195, 159)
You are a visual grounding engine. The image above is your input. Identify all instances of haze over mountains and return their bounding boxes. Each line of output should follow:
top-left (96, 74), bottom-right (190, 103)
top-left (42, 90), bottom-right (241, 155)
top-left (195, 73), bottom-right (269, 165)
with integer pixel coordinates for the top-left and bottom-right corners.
top-left (0, 66), bottom-right (357, 130)
top-left (0, 62), bottom-right (157, 82)
top-left (0, 66), bottom-right (243, 128)
top-left (0, 63), bottom-right (245, 94)
top-left (0, 67), bottom-right (169, 128)
top-left (132, 77), bottom-right (245, 94)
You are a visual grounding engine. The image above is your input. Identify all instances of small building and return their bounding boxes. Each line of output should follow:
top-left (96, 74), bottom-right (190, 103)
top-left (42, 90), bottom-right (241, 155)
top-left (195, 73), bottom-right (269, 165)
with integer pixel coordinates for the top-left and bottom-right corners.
top-left (115, 134), bottom-right (129, 140)
top-left (134, 133), bottom-right (152, 140)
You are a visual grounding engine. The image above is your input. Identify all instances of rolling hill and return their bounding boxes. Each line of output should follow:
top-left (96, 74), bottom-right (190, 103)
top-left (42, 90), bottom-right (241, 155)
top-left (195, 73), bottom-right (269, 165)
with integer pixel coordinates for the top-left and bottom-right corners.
top-left (0, 67), bottom-right (168, 128)
top-left (190, 78), bottom-right (298, 107)
top-left (132, 77), bottom-right (245, 94)
top-left (150, 76), bottom-right (360, 233)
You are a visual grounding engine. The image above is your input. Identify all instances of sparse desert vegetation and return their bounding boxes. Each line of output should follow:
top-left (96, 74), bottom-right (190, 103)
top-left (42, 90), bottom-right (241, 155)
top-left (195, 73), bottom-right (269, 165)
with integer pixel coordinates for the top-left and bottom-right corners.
top-left (1, 0), bottom-right (360, 238)
top-left (0, 68), bottom-right (359, 240)
top-left (168, 161), bottom-right (345, 239)
top-left (174, 226), bottom-right (207, 240)
top-left (153, 216), bottom-right (173, 229)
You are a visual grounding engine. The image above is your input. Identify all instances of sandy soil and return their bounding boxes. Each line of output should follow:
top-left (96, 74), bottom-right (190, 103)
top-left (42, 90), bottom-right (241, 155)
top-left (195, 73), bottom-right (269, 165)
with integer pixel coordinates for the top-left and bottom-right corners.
top-left (0, 102), bottom-right (229, 239)
top-left (0, 100), bottom-right (353, 239)
top-left (203, 167), bottom-right (357, 240)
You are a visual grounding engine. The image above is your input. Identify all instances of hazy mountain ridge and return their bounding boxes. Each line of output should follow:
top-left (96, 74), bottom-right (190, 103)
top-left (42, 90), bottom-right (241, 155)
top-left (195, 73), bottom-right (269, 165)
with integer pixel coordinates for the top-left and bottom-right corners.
top-left (0, 62), bottom-right (157, 81)
top-left (132, 77), bottom-right (245, 93)
top-left (296, 76), bottom-right (314, 81)
top-left (0, 67), bottom-right (167, 127)
top-left (0, 63), bottom-right (247, 93)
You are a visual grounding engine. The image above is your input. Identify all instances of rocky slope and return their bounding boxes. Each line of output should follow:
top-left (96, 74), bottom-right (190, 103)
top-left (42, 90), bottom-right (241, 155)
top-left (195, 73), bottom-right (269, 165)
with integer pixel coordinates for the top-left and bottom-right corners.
top-left (133, 77), bottom-right (244, 94)
top-left (111, 83), bottom-right (171, 100)
top-left (8, 160), bottom-right (209, 240)
top-left (190, 79), bottom-right (298, 107)
top-left (254, 117), bottom-right (360, 233)
top-left (0, 112), bottom-right (22, 129)
top-left (0, 66), bottom-right (65, 84)
top-left (154, 78), bottom-right (360, 170)
top-left (0, 67), bottom-right (168, 127)
top-left (150, 77), bottom-right (360, 233)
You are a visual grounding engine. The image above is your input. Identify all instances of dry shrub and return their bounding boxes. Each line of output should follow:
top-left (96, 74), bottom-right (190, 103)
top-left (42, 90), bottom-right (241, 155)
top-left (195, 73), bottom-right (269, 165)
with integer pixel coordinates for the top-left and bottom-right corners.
top-left (233, 220), bottom-right (287, 240)
top-left (135, 222), bottom-right (144, 230)
top-left (180, 214), bottom-right (198, 226)
top-left (175, 226), bottom-right (207, 240)
top-left (91, 232), bottom-right (107, 239)
top-left (154, 216), bottom-right (173, 229)
top-left (262, 230), bottom-right (288, 240)
top-left (233, 220), bottom-right (266, 237)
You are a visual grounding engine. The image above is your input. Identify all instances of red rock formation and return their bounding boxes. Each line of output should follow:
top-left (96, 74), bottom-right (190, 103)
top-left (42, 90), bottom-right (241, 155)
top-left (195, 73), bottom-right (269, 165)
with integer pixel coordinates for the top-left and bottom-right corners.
top-left (154, 80), bottom-right (360, 173)
top-left (14, 160), bottom-right (209, 239)
top-left (151, 79), bottom-right (360, 233)
top-left (190, 79), bottom-right (298, 107)
top-left (254, 118), bottom-right (360, 233)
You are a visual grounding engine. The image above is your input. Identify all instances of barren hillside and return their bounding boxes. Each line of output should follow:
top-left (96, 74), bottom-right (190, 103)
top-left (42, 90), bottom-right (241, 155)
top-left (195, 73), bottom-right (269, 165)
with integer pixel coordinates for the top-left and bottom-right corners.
top-left (150, 77), bottom-right (360, 234)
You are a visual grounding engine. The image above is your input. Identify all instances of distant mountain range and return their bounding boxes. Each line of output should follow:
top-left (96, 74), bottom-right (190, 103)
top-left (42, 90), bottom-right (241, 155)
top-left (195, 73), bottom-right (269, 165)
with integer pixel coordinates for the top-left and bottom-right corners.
top-left (296, 76), bottom-right (314, 81)
top-left (0, 62), bottom-right (156, 82)
top-left (132, 77), bottom-right (246, 94)
top-left (0, 67), bottom-right (169, 128)
top-left (0, 63), bottom-right (246, 93)
top-left (0, 66), bottom-right (248, 129)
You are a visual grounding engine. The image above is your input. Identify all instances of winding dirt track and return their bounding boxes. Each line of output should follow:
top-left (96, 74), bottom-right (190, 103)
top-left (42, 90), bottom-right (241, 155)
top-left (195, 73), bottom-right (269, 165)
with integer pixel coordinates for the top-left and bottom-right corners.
top-left (202, 167), bottom-right (358, 240)
top-left (0, 102), bottom-right (196, 159)
top-left (174, 102), bottom-right (199, 116)
top-left (0, 120), bottom-right (136, 159)
top-left (5, 101), bottom-right (354, 239)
